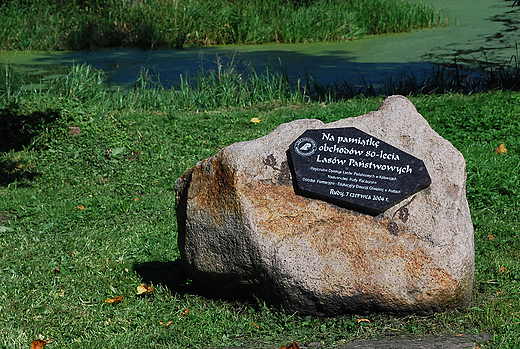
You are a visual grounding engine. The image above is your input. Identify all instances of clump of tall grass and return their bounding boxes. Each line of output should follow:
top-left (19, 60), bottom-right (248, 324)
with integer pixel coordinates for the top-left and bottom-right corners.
top-left (6, 40), bottom-right (520, 114)
top-left (0, 0), bottom-right (447, 51)
top-left (302, 57), bottom-right (520, 102)
top-left (350, 0), bottom-right (449, 35)
top-left (173, 62), bottom-right (308, 110)
top-left (1, 61), bottom-right (308, 112)
top-left (4, 57), bottom-right (520, 113)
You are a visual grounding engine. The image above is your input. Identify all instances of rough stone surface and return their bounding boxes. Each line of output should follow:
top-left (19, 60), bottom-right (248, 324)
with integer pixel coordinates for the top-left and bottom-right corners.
top-left (175, 95), bottom-right (474, 316)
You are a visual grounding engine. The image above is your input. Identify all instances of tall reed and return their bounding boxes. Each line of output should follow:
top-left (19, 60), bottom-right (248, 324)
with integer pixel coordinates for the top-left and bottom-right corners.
top-left (0, 0), bottom-right (447, 51)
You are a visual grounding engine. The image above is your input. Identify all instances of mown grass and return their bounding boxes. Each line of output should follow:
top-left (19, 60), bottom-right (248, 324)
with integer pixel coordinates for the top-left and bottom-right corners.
top-left (1, 65), bottom-right (519, 348)
top-left (0, 0), bottom-right (447, 51)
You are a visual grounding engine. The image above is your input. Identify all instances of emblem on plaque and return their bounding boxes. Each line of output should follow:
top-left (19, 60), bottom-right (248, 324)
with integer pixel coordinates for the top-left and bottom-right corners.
top-left (294, 137), bottom-right (318, 156)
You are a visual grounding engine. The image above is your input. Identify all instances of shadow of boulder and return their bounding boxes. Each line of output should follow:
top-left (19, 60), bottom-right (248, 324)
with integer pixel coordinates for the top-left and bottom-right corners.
top-left (133, 259), bottom-right (193, 295)
top-left (133, 259), bottom-right (258, 303)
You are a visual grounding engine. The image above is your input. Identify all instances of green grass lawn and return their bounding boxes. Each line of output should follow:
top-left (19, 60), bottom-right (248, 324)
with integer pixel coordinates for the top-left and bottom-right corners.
top-left (1, 65), bottom-right (519, 348)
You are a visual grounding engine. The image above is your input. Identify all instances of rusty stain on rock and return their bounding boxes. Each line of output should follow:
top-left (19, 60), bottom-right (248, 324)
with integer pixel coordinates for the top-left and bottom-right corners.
top-left (235, 173), bottom-right (463, 312)
top-left (188, 154), bottom-right (242, 228)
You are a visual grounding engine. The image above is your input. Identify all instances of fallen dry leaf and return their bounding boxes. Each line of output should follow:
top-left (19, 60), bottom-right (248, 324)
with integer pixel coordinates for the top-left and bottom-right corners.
top-left (499, 266), bottom-right (509, 273)
top-left (495, 142), bottom-right (507, 154)
top-left (137, 283), bottom-right (153, 295)
top-left (31, 339), bottom-right (47, 349)
top-left (357, 318), bottom-right (371, 323)
top-left (105, 295), bottom-right (123, 304)
top-left (77, 206), bottom-right (85, 210)
top-left (279, 342), bottom-right (300, 349)
top-left (250, 117), bottom-right (262, 124)
top-left (489, 234), bottom-right (494, 240)
top-left (181, 309), bottom-right (189, 317)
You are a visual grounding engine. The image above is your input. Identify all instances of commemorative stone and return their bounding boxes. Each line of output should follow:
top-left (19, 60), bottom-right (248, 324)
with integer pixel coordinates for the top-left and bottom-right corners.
top-left (175, 95), bottom-right (474, 316)
top-left (288, 127), bottom-right (431, 215)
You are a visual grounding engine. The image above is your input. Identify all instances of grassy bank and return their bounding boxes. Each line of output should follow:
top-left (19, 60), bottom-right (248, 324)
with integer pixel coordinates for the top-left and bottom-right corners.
top-left (0, 65), bottom-right (519, 348)
top-left (0, 0), bottom-right (446, 51)
top-left (4, 57), bottom-right (520, 112)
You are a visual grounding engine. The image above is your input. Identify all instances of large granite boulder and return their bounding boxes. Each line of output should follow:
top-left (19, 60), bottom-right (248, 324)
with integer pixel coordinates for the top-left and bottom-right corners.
top-left (174, 95), bottom-right (474, 316)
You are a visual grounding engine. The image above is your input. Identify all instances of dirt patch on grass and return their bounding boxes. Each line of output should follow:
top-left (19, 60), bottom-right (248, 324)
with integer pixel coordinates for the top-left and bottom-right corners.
top-left (335, 333), bottom-right (492, 348)
top-left (216, 334), bottom-right (492, 349)
top-left (338, 334), bottom-right (491, 349)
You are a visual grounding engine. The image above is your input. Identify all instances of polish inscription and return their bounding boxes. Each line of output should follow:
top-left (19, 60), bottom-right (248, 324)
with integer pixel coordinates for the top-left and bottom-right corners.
top-left (288, 127), bottom-right (431, 215)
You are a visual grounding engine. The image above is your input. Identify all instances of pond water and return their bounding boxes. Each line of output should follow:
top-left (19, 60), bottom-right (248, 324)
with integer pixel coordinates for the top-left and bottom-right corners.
top-left (1, 0), bottom-right (519, 89)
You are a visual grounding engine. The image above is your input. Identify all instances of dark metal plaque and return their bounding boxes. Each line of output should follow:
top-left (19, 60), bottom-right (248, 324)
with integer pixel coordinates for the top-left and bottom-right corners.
top-left (288, 127), bottom-right (431, 215)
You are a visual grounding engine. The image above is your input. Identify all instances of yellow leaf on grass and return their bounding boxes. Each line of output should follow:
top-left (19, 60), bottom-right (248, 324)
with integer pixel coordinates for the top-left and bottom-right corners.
top-left (137, 283), bottom-right (153, 295)
top-left (357, 318), bottom-right (370, 323)
top-left (77, 205), bottom-right (85, 210)
top-left (250, 117), bottom-right (261, 124)
top-left (495, 142), bottom-right (507, 154)
top-left (105, 295), bottom-right (123, 304)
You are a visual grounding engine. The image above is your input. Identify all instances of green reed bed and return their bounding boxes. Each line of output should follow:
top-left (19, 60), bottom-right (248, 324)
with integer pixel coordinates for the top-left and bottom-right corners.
top-left (0, 63), bottom-right (519, 348)
top-left (0, 0), bottom-right (447, 51)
